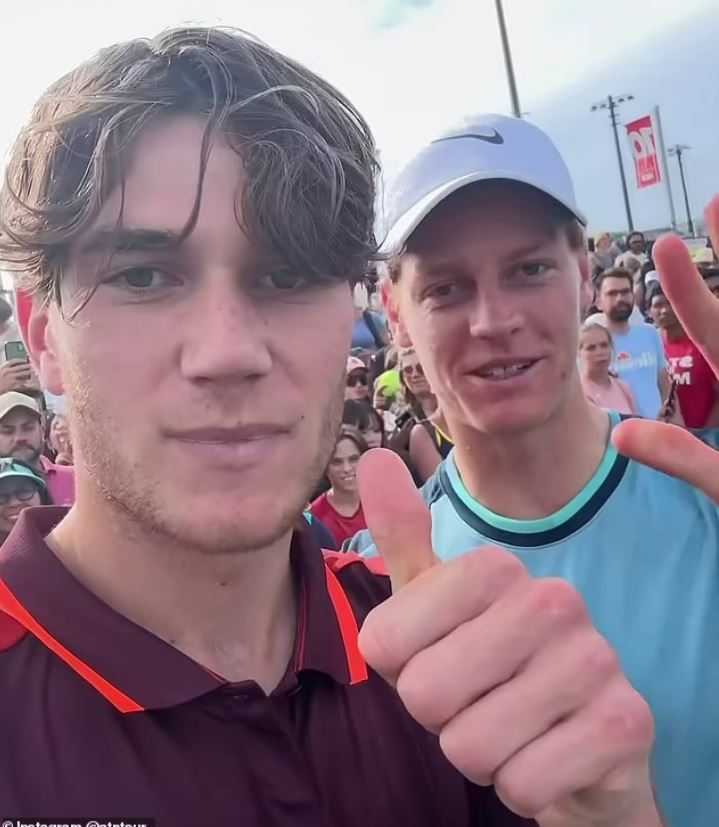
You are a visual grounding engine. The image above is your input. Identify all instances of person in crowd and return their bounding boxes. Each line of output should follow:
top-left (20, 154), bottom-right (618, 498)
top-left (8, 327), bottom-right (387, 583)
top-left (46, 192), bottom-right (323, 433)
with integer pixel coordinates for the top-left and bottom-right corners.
top-left (310, 430), bottom-right (368, 547)
top-left (0, 29), bottom-right (661, 826)
top-left (0, 392), bottom-right (74, 505)
top-left (302, 510), bottom-right (338, 551)
top-left (699, 262), bottom-right (719, 298)
top-left (615, 231), bottom-right (649, 270)
top-left (0, 349), bottom-right (34, 396)
top-left (48, 413), bottom-right (74, 465)
top-left (343, 399), bottom-right (385, 449)
top-left (0, 457), bottom-right (50, 544)
top-left (0, 296), bottom-right (21, 345)
top-left (578, 323), bottom-right (637, 415)
top-left (344, 355), bottom-right (370, 402)
top-left (588, 231), bottom-right (620, 278)
top-left (592, 268), bottom-right (672, 419)
top-left (350, 282), bottom-right (389, 352)
top-left (647, 281), bottom-right (719, 428)
top-left (392, 347), bottom-right (453, 482)
top-left (351, 112), bottom-right (718, 827)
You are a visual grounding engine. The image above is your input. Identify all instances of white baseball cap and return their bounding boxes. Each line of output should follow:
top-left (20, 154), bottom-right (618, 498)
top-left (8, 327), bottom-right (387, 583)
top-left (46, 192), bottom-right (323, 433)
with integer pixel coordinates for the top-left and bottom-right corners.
top-left (381, 114), bottom-right (586, 255)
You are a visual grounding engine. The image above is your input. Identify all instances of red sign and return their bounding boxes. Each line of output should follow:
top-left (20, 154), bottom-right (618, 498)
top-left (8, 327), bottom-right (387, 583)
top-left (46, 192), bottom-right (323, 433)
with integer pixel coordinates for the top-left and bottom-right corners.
top-left (626, 115), bottom-right (662, 189)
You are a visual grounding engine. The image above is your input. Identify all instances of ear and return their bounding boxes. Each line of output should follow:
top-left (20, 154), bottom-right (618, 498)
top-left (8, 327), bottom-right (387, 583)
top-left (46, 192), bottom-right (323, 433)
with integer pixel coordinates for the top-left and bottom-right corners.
top-left (25, 298), bottom-right (65, 397)
top-left (577, 250), bottom-right (594, 314)
top-left (381, 277), bottom-right (413, 348)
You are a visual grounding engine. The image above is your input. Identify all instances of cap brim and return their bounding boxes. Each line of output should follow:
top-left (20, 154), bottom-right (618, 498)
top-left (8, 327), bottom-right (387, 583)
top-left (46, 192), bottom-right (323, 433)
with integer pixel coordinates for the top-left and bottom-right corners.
top-left (381, 171), bottom-right (588, 255)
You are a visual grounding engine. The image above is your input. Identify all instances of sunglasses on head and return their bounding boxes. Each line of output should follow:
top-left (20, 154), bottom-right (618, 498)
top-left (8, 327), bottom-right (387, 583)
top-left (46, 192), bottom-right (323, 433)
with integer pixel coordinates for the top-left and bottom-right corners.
top-left (346, 372), bottom-right (368, 388)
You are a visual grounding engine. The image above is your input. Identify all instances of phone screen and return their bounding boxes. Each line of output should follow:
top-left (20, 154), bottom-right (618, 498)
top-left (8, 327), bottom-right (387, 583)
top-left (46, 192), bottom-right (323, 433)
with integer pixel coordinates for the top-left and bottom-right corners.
top-left (4, 341), bottom-right (29, 363)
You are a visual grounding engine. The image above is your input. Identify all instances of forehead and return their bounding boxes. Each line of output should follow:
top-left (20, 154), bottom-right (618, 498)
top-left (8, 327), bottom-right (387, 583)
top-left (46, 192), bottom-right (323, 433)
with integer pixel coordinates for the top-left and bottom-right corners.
top-left (581, 327), bottom-right (608, 342)
top-left (1, 409), bottom-right (38, 426)
top-left (600, 276), bottom-right (631, 292)
top-left (405, 182), bottom-right (567, 260)
top-left (71, 116), bottom-right (247, 259)
top-left (333, 437), bottom-right (359, 457)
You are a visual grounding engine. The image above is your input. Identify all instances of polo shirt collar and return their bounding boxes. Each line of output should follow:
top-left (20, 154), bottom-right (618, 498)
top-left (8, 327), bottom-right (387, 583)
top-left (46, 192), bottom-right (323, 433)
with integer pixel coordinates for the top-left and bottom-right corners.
top-left (0, 507), bottom-right (367, 714)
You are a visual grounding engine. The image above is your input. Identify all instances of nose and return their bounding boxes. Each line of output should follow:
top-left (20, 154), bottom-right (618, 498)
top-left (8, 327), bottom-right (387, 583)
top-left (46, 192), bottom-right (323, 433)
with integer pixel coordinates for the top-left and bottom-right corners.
top-left (467, 284), bottom-right (523, 341)
top-left (180, 273), bottom-right (272, 383)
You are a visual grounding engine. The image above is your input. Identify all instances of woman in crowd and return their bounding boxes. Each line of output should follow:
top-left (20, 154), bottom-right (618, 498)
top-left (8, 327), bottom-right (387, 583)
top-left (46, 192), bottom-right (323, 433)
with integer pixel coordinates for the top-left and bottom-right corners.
top-left (342, 399), bottom-right (384, 449)
top-left (344, 356), bottom-right (370, 402)
top-left (48, 413), bottom-right (74, 465)
top-left (589, 231), bottom-right (621, 279)
top-left (578, 323), bottom-right (637, 415)
top-left (310, 430), bottom-right (367, 548)
top-left (389, 347), bottom-right (453, 483)
top-left (0, 458), bottom-right (50, 544)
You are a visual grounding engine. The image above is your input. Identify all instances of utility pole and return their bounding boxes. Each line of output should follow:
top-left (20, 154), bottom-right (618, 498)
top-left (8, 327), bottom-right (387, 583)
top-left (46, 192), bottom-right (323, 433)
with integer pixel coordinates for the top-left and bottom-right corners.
top-left (668, 144), bottom-right (695, 236)
top-left (494, 0), bottom-right (521, 118)
top-left (591, 94), bottom-right (634, 232)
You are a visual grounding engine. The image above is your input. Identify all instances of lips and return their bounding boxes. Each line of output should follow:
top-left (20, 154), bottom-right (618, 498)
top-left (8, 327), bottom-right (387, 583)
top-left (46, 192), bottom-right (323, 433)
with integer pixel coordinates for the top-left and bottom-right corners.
top-left (167, 424), bottom-right (291, 443)
top-left (473, 359), bottom-right (539, 381)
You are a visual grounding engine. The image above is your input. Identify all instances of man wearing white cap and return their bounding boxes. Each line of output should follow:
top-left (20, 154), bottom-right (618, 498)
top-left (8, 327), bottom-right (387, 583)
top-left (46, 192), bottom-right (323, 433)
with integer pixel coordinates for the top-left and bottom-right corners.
top-left (356, 114), bottom-right (719, 827)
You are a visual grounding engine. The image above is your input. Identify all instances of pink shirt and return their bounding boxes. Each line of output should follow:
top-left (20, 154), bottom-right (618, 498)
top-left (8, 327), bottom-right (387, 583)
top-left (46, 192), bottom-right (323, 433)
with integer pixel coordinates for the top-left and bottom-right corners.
top-left (39, 456), bottom-right (76, 506)
top-left (581, 375), bottom-right (637, 415)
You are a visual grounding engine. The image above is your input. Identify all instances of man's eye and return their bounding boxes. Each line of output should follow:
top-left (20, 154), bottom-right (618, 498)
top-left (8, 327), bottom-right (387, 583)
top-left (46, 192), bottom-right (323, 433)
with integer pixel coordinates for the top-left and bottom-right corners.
top-left (423, 282), bottom-right (465, 305)
top-left (260, 271), bottom-right (309, 291)
top-left (517, 262), bottom-right (549, 278)
top-left (108, 267), bottom-right (176, 291)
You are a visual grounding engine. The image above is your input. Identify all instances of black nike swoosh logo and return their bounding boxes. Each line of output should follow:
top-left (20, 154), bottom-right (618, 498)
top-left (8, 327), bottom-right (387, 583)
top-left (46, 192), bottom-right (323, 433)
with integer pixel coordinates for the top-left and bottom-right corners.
top-left (432, 129), bottom-right (505, 146)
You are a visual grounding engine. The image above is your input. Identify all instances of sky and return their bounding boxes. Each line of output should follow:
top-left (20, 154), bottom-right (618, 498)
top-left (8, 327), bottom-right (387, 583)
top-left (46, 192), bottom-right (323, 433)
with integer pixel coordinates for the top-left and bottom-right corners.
top-left (1, 0), bottom-right (717, 234)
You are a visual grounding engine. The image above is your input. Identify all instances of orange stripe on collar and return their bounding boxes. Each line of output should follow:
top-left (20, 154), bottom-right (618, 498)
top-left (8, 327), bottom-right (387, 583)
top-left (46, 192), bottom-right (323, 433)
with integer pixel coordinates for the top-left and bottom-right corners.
top-left (323, 564), bottom-right (368, 685)
top-left (0, 578), bottom-right (144, 713)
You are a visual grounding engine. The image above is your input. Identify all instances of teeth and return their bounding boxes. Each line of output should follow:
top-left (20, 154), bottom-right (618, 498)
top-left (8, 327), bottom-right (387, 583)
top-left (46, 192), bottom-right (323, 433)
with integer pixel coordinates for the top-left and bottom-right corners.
top-left (479, 362), bottom-right (532, 379)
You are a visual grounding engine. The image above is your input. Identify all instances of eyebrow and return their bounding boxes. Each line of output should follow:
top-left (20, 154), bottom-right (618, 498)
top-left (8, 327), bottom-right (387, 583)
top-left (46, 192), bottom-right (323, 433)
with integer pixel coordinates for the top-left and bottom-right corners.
top-left (415, 240), bottom-right (553, 278)
top-left (78, 228), bottom-right (184, 256)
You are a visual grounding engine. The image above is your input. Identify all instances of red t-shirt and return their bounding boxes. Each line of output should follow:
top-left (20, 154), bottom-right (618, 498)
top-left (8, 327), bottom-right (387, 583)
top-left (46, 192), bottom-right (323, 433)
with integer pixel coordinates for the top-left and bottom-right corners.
top-left (664, 334), bottom-right (716, 428)
top-left (310, 492), bottom-right (367, 548)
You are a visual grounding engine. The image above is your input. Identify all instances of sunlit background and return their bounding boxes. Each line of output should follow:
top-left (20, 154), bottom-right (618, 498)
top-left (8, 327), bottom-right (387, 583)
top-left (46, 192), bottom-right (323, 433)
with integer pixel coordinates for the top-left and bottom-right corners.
top-left (1, 0), bottom-right (717, 233)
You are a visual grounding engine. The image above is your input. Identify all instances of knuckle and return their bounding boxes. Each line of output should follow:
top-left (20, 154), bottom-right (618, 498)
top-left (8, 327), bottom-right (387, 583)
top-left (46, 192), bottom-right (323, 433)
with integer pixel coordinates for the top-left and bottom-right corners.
top-left (396, 658), bottom-right (444, 732)
top-left (526, 578), bottom-right (587, 626)
top-left (457, 545), bottom-right (527, 589)
top-left (439, 718), bottom-right (494, 785)
top-left (580, 632), bottom-right (621, 680)
top-left (357, 606), bottom-right (406, 677)
top-left (493, 766), bottom-right (544, 819)
top-left (594, 687), bottom-right (655, 751)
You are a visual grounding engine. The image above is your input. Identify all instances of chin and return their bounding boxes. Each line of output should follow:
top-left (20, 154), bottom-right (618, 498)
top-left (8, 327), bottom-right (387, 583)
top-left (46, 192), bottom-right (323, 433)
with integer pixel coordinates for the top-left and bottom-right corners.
top-left (464, 398), bottom-right (557, 436)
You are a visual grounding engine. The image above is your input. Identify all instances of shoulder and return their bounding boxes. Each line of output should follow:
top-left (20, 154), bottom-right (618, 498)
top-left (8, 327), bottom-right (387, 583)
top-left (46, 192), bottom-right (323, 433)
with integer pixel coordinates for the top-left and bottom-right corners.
top-left (323, 551), bottom-right (391, 615)
top-left (310, 492), bottom-right (330, 515)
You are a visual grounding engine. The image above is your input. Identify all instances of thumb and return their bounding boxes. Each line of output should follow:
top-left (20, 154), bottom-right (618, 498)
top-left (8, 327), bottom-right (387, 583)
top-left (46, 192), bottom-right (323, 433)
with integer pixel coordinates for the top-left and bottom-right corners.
top-left (612, 418), bottom-right (719, 502)
top-left (358, 448), bottom-right (437, 591)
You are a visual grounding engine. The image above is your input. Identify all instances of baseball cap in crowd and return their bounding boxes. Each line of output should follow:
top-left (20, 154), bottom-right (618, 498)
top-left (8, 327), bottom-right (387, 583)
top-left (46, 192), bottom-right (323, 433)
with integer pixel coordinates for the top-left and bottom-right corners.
top-left (0, 391), bottom-right (41, 422)
top-left (381, 113), bottom-right (587, 255)
top-left (0, 457), bottom-right (46, 491)
top-left (346, 356), bottom-right (367, 374)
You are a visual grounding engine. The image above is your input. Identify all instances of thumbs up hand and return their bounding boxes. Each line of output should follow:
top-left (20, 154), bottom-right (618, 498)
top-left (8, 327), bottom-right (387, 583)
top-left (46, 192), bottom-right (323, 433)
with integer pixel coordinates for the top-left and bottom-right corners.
top-left (357, 449), bottom-right (660, 827)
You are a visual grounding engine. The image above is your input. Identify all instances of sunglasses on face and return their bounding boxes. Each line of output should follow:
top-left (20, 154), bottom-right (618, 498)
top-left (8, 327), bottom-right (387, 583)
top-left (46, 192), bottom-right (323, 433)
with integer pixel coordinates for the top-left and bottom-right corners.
top-left (402, 363), bottom-right (424, 377)
top-left (0, 488), bottom-right (37, 506)
top-left (346, 373), bottom-right (368, 388)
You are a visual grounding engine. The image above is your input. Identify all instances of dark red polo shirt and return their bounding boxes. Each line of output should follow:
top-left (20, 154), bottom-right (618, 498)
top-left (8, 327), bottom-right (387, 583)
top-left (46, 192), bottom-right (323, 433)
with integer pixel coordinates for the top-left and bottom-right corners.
top-left (0, 507), bottom-right (534, 827)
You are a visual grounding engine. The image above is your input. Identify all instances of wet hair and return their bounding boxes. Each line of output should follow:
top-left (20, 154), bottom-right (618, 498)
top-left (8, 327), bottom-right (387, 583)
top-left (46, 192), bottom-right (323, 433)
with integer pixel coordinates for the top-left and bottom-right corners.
top-left (0, 27), bottom-right (379, 306)
top-left (595, 267), bottom-right (633, 294)
top-left (343, 399), bottom-right (384, 437)
top-left (382, 181), bottom-right (585, 283)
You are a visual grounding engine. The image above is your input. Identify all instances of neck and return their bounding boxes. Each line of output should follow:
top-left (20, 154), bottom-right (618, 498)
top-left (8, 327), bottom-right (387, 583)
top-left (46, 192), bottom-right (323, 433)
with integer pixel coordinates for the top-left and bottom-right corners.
top-left (604, 314), bottom-right (630, 335)
top-left (329, 486), bottom-right (360, 513)
top-left (46, 476), bottom-right (296, 692)
top-left (418, 393), bottom-right (438, 417)
top-left (662, 324), bottom-right (684, 343)
top-left (448, 375), bottom-right (610, 520)
top-left (583, 365), bottom-right (611, 385)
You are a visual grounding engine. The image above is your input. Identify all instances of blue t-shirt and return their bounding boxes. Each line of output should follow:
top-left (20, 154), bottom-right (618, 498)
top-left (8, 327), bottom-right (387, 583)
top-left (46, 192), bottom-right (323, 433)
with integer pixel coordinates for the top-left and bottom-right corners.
top-left (351, 312), bottom-right (386, 351)
top-left (611, 323), bottom-right (666, 418)
top-left (351, 412), bottom-right (719, 827)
